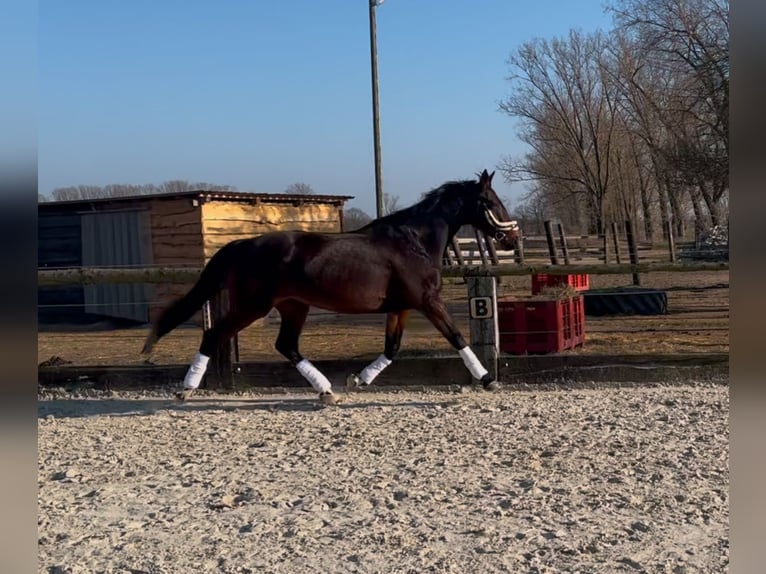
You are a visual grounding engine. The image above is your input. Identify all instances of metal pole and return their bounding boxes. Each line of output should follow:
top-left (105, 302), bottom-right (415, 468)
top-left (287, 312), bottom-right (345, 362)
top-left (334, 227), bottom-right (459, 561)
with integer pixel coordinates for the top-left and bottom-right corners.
top-left (369, 0), bottom-right (384, 218)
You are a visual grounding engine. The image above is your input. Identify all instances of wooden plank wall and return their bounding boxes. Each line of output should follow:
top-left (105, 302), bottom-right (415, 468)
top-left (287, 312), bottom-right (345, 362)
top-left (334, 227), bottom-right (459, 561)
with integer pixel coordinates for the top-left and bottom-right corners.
top-left (148, 198), bottom-right (205, 325)
top-left (200, 201), bottom-right (342, 260)
top-left (147, 198), bottom-right (343, 325)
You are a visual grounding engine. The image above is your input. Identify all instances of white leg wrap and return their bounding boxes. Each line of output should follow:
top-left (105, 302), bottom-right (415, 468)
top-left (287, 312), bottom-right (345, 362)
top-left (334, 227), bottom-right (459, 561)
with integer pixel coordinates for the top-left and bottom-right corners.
top-left (359, 354), bottom-right (392, 385)
top-left (458, 346), bottom-right (488, 380)
top-left (183, 352), bottom-right (210, 390)
top-left (296, 359), bottom-right (333, 394)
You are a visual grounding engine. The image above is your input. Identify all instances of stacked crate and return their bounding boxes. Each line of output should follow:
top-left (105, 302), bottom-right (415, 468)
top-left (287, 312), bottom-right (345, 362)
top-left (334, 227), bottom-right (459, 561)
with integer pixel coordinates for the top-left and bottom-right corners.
top-left (498, 274), bottom-right (589, 355)
top-left (531, 273), bottom-right (590, 294)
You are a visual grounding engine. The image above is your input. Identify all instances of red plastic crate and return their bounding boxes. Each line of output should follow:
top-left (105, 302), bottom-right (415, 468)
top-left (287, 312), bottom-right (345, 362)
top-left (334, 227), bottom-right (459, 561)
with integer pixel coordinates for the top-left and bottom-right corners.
top-left (498, 295), bottom-right (586, 355)
top-left (531, 273), bottom-right (590, 295)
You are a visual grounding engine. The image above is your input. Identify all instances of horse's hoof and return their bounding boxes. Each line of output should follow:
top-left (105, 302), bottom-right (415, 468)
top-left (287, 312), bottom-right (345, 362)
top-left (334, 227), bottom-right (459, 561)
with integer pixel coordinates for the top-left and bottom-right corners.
top-left (346, 373), bottom-right (361, 389)
top-left (346, 373), bottom-right (361, 390)
top-left (175, 389), bottom-right (195, 402)
top-left (141, 331), bottom-right (158, 355)
top-left (483, 380), bottom-right (502, 392)
top-left (319, 392), bottom-right (342, 406)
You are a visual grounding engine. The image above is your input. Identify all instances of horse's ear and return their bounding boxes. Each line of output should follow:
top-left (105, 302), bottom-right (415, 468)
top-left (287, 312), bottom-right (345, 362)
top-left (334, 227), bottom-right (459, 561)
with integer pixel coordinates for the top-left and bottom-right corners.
top-left (479, 169), bottom-right (490, 186)
top-left (489, 170), bottom-right (495, 183)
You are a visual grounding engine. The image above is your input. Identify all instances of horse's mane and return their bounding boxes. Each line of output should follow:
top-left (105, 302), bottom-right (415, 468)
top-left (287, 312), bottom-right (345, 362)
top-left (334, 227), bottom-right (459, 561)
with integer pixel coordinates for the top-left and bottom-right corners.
top-left (359, 179), bottom-right (479, 231)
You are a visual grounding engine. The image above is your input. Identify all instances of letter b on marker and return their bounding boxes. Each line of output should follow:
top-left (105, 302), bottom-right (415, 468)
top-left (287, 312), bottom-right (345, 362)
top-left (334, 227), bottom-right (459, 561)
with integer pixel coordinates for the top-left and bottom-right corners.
top-left (469, 296), bottom-right (492, 319)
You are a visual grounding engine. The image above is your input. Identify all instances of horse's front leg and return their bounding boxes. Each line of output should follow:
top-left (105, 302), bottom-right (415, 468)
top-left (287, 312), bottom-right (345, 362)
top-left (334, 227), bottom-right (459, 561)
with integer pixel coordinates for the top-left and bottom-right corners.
top-left (420, 295), bottom-right (501, 391)
top-left (347, 311), bottom-right (409, 390)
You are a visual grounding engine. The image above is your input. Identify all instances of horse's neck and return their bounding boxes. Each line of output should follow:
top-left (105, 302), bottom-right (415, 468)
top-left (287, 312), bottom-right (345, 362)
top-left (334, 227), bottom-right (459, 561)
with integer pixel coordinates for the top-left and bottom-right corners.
top-left (409, 217), bottom-right (463, 266)
top-left (364, 196), bottom-right (469, 265)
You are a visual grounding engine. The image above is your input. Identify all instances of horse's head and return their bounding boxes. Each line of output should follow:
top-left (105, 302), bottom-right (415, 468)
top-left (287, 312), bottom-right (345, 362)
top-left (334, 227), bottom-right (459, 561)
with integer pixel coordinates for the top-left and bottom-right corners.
top-left (470, 169), bottom-right (519, 250)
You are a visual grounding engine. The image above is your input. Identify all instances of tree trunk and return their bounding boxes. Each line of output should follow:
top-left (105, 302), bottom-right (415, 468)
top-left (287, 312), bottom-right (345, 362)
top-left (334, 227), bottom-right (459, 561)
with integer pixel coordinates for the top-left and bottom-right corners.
top-left (657, 181), bottom-right (670, 240)
top-left (697, 179), bottom-right (722, 228)
top-left (586, 190), bottom-right (601, 235)
top-left (708, 201), bottom-right (722, 228)
top-left (594, 207), bottom-right (604, 237)
top-left (688, 186), bottom-right (706, 245)
top-left (667, 178), bottom-right (685, 239)
top-left (651, 153), bottom-right (671, 240)
top-left (640, 184), bottom-right (654, 242)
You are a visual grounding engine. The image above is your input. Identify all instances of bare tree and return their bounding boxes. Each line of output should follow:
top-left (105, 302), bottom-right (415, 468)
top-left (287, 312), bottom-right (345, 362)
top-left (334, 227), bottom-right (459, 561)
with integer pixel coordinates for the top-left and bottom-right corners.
top-left (513, 190), bottom-right (552, 236)
top-left (608, 0), bottom-right (729, 230)
top-left (103, 184), bottom-right (155, 197)
top-left (499, 29), bottom-right (622, 234)
top-left (383, 193), bottom-right (400, 215)
top-left (343, 207), bottom-right (373, 231)
top-left (158, 180), bottom-right (193, 194)
top-left (47, 180), bottom-right (237, 201)
top-left (50, 186), bottom-right (84, 201)
top-left (284, 182), bottom-right (315, 195)
top-left (604, 30), bottom-right (675, 237)
top-left (496, 1), bottom-right (728, 240)
top-left (189, 182), bottom-right (237, 192)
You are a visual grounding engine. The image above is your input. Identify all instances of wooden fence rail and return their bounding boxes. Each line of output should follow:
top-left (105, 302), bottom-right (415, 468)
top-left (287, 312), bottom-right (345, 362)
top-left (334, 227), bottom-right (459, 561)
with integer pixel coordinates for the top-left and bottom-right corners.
top-left (447, 230), bottom-right (695, 268)
top-left (38, 261), bottom-right (729, 287)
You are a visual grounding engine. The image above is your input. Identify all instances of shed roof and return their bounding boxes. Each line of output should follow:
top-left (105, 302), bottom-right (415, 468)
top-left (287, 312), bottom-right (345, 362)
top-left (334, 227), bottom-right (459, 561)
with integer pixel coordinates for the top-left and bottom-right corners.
top-left (38, 189), bottom-right (355, 209)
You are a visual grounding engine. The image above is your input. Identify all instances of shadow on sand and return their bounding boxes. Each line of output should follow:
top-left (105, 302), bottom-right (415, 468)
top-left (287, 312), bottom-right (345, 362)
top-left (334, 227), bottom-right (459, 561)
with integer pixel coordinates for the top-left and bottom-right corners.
top-left (38, 394), bottom-right (463, 419)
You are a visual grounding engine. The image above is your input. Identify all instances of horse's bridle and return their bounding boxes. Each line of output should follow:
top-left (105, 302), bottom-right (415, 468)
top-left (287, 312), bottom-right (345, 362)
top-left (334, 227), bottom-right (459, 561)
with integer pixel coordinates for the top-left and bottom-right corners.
top-left (483, 207), bottom-right (518, 241)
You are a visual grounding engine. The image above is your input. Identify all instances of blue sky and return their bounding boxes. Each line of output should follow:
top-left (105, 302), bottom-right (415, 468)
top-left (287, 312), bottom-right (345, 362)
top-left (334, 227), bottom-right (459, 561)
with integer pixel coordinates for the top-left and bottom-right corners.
top-left (39, 0), bottom-right (614, 214)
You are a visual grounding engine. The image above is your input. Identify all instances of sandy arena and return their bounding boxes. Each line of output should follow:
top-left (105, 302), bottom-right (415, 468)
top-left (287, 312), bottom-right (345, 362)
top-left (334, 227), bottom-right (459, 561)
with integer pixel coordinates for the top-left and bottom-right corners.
top-left (38, 381), bottom-right (728, 574)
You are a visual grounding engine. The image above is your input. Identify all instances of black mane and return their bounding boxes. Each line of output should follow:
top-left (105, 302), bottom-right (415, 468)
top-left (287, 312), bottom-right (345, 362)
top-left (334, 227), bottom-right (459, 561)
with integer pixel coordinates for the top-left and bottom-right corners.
top-left (359, 179), bottom-right (479, 231)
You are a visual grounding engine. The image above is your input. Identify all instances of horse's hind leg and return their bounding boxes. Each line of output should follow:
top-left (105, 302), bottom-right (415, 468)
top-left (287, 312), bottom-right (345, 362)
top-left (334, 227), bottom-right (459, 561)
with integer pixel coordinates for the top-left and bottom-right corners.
top-left (274, 300), bottom-right (341, 405)
top-left (177, 303), bottom-right (270, 401)
top-left (420, 296), bottom-right (501, 391)
top-left (347, 311), bottom-right (409, 390)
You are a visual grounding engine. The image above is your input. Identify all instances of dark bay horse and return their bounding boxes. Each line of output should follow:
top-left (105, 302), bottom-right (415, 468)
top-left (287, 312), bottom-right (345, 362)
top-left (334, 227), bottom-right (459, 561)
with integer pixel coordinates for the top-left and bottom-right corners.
top-left (142, 169), bottom-right (518, 404)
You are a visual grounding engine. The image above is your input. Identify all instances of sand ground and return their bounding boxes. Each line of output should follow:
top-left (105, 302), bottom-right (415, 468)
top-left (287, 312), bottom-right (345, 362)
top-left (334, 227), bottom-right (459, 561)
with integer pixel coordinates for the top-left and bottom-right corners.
top-left (38, 382), bottom-right (728, 574)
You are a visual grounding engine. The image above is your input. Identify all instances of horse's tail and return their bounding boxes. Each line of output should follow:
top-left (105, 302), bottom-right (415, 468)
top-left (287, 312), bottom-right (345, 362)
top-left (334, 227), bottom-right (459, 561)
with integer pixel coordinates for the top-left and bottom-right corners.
top-left (141, 244), bottom-right (233, 354)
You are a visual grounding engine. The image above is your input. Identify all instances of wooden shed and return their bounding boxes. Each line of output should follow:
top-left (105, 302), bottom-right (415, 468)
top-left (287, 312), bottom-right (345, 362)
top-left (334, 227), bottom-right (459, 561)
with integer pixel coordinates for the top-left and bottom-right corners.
top-left (38, 190), bottom-right (353, 325)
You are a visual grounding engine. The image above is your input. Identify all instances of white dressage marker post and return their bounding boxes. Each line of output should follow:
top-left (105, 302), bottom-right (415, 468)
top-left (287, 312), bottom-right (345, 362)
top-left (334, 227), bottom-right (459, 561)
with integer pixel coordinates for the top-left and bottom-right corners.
top-left (466, 274), bottom-right (499, 383)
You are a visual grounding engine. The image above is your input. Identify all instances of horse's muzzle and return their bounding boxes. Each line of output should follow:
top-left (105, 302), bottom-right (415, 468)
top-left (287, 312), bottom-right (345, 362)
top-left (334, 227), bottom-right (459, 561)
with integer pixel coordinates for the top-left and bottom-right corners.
top-left (493, 229), bottom-right (519, 251)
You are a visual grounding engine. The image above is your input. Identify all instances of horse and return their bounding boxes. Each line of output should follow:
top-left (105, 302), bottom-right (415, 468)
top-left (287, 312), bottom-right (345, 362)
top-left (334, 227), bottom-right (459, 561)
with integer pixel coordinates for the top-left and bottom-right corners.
top-left (142, 169), bottom-right (519, 405)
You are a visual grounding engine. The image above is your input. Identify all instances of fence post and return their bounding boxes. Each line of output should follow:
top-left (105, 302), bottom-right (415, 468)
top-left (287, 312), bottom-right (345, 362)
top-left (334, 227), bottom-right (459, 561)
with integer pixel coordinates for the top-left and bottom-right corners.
top-left (450, 237), bottom-right (465, 266)
top-left (543, 220), bottom-right (560, 265)
top-left (625, 219), bottom-right (641, 286)
top-left (666, 219), bottom-right (677, 263)
top-left (473, 229), bottom-right (489, 265)
top-left (483, 231), bottom-right (500, 265)
top-left (514, 234), bottom-right (525, 265)
top-left (611, 222), bottom-right (622, 264)
top-left (556, 223), bottom-right (571, 265)
top-left (207, 288), bottom-right (235, 389)
top-left (202, 300), bottom-right (213, 331)
top-left (466, 274), bottom-right (498, 384)
top-left (443, 247), bottom-right (455, 267)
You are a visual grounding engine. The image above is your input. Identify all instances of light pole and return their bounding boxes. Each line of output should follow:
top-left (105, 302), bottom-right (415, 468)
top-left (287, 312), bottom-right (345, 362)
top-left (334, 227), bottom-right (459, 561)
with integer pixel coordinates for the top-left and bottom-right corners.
top-left (369, 0), bottom-right (384, 218)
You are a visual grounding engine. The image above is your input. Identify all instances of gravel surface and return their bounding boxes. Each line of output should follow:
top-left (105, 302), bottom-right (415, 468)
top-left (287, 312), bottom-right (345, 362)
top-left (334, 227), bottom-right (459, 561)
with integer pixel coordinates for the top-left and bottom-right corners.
top-left (38, 382), bottom-right (729, 573)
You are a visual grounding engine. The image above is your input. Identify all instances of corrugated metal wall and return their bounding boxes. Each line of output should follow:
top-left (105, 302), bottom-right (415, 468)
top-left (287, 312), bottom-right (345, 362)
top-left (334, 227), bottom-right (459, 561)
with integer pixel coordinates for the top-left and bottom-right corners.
top-left (81, 210), bottom-right (153, 323)
top-left (38, 213), bottom-right (85, 323)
